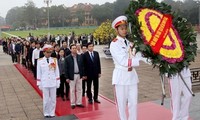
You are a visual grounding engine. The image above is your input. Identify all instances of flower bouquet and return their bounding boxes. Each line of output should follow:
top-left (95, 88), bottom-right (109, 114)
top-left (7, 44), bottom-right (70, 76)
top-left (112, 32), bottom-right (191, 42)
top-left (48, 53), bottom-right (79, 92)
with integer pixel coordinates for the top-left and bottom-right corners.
top-left (126, 0), bottom-right (197, 76)
top-left (49, 62), bottom-right (56, 70)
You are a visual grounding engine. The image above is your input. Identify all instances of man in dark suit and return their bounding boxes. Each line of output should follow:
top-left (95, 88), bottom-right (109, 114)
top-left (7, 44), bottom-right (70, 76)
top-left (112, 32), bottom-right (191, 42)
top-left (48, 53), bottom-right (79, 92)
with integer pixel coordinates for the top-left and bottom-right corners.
top-left (83, 42), bottom-right (101, 104)
top-left (64, 44), bottom-right (85, 109)
top-left (51, 44), bottom-right (60, 59)
top-left (10, 40), bottom-right (16, 63)
top-left (28, 41), bottom-right (36, 73)
top-left (81, 45), bottom-right (88, 96)
top-left (61, 41), bottom-right (71, 57)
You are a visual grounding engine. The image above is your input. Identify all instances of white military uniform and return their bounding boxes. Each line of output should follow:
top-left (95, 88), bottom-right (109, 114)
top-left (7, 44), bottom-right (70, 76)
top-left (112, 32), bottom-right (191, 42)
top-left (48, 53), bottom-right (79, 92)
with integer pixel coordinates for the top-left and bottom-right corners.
top-left (168, 67), bottom-right (192, 120)
top-left (37, 56), bottom-right (60, 117)
top-left (110, 35), bottom-right (145, 120)
top-left (110, 16), bottom-right (150, 120)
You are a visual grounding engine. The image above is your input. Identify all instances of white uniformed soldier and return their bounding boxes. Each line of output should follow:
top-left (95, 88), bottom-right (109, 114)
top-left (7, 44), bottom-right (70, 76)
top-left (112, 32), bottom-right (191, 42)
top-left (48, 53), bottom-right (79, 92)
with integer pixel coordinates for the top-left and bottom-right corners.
top-left (110, 16), bottom-right (149, 120)
top-left (37, 44), bottom-right (60, 118)
top-left (167, 67), bottom-right (192, 120)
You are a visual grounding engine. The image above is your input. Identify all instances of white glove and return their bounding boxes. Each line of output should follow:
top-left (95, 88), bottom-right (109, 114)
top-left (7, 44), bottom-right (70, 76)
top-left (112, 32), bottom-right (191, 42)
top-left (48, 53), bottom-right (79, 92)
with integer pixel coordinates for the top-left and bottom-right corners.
top-left (135, 52), bottom-right (151, 65)
top-left (132, 57), bottom-right (140, 67)
top-left (37, 81), bottom-right (41, 86)
top-left (141, 57), bottom-right (152, 65)
top-left (38, 85), bottom-right (43, 91)
top-left (56, 80), bottom-right (60, 88)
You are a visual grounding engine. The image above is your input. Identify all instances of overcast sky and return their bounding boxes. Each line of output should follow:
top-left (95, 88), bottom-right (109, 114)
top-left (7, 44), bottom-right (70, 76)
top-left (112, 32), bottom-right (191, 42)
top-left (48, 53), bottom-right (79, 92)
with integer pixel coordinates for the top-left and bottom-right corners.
top-left (0, 0), bottom-right (116, 18)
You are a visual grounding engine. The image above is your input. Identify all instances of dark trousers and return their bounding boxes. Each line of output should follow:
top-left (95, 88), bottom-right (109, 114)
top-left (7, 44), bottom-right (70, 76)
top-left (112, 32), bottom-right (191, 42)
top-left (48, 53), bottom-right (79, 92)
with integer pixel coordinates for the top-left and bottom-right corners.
top-left (30, 58), bottom-right (34, 73)
top-left (82, 80), bottom-right (87, 95)
top-left (11, 52), bottom-right (16, 63)
top-left (59, 74), bottom-right (69, 98)
top-left (87, 78), bottom-right (99, 100)
top-left (26, 56), bottom-right (31, 70)
top-left (16, 53), bottom-right (20, 64)
top-left (33, 59), bottom-right (37, 79)
top-left (22, 58), bottom-right (27, 68)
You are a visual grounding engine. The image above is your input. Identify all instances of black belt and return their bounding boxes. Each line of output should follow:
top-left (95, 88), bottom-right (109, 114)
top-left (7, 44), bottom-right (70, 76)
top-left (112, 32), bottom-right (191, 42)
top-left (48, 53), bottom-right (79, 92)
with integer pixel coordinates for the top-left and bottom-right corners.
top-left (74, 73), bottom-right (79, 74)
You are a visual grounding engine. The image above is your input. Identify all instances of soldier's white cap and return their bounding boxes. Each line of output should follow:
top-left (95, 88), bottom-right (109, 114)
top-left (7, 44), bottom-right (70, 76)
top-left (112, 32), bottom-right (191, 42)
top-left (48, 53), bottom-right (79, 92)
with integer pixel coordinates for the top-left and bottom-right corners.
top-left (42, 44), bottom-right (53, 52)
top-left (112, 16), bottom-right (128, 29)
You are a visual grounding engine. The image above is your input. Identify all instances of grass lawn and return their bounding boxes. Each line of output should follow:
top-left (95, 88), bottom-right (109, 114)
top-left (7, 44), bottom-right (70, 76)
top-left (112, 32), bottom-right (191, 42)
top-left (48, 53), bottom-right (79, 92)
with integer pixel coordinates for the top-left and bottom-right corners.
top-left (1, 27), bottom-right (96, 38)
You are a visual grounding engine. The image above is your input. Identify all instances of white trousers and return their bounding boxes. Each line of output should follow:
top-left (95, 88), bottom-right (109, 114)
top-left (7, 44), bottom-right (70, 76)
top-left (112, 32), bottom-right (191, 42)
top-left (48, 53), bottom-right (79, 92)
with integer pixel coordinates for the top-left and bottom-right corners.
top-left (42, 87), bottom-right (56, 116)
top-left (69, 74), bottom-right (82, 105)
top-left (168, 76), bottom-right (192, 120)
top-left (114, 84), bottom-right (138, 120)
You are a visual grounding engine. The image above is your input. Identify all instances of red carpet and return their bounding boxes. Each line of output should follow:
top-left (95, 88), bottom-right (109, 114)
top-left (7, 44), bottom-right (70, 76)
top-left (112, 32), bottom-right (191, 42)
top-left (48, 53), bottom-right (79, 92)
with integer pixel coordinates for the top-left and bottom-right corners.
top-left (15, 64), bottom-right (173, 120)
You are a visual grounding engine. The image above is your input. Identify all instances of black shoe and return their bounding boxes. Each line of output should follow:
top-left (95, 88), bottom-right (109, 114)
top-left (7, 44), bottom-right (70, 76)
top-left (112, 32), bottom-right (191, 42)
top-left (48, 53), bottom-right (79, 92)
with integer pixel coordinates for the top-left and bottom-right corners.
top-left (71, 105), bottom-right (76, 109)
top-left (44, 116), bottom-right (50, 118)
top-left (76, 104), bottom-right (85, 108)
top-left (88, 100), bottom-right (93, 104)
top-left (94, 99), bottom-right (101, 103)
top-left (49, 116), bottom-right (55, 118)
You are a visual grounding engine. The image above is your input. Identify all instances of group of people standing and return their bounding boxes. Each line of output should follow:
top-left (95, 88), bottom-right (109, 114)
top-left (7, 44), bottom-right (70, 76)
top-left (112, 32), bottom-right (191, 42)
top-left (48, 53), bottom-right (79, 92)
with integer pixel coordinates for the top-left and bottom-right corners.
top-left (3, 35), bottom-right (101, 118)
top-left (36, 41), bottom-right (101, 118)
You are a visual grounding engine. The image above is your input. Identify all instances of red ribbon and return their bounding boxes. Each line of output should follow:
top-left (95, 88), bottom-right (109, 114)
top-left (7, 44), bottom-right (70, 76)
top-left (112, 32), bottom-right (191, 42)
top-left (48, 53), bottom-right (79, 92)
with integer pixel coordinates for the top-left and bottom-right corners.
top-left (128, 58), bottom-right (132, 67)
top-left (128, 58), bottom-right (132, 71)
top-left (148, 14), bottom-right (172, 54)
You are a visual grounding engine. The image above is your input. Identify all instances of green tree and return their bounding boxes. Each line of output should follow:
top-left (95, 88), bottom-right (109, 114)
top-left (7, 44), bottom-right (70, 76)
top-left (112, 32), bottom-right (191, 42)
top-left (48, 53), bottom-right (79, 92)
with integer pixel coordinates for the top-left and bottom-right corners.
top-left (5, 0), bottom-right (199, 27)
top-left (5, 7), bottom-right (25, 28)
top-left (75, 9), bottom-right (85, 26)
top-left (23, 0), bottom-right (37, 26)
top-left (113, 0), bottom-right (130, 18)
top-left (162, 0), bottom-right (199, 25)
top-left (91, 3), bottom-right (114, 25)
top-left (63, 8), bottom-right (70, 26)
top-left (49, 5), bottom-right (70, 27)
top-left (0, 16), bottom-right (5, 26)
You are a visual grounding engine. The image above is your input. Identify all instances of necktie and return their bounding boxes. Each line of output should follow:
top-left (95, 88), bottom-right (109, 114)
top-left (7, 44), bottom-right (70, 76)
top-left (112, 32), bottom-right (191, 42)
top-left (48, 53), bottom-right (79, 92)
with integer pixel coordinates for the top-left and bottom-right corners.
top-left (90, 53), bottom-right (94, 62)
top-left (47, 58), bottom-right (49, 63)
top-left (124, 40), bottom-right (127, 46)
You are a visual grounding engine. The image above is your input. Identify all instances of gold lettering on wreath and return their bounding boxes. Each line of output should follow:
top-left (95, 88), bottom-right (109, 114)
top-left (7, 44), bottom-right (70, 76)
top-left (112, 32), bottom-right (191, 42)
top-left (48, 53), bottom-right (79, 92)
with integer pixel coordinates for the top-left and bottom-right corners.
top-left (150, 17), bottom-right (168, 46)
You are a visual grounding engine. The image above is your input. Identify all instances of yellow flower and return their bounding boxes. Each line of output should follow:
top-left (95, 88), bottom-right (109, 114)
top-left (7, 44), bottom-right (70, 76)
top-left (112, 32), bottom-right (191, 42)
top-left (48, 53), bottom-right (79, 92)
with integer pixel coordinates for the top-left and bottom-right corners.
top-left (93, 20), bottom-right (116, 43)
top-left (137, 8), bottom-right (183, 59)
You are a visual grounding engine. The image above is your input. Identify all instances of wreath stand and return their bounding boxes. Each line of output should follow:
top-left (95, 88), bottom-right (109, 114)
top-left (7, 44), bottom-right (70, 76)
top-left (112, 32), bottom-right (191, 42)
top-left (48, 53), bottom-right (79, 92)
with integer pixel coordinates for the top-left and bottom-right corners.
top-left (160, 73), bottom-right (195, 105)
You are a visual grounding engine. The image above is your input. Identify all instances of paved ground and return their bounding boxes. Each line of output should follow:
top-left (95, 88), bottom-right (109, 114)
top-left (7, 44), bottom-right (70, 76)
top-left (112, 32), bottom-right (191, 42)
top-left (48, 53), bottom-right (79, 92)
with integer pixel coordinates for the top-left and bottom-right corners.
top-left (0, 47), bottom-right (43, 119)
top-left (0, 35), bottom-right (200, 120)
top-left (154, 92), bottom-right (200, 120)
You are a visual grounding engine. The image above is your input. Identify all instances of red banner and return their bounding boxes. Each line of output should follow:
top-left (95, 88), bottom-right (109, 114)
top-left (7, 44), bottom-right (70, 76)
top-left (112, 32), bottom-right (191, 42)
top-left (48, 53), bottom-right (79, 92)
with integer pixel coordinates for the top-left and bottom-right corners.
top-left (128, 58), bottom-right (132, 71)
top-left (149, 14), bottom-right (172, 54)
